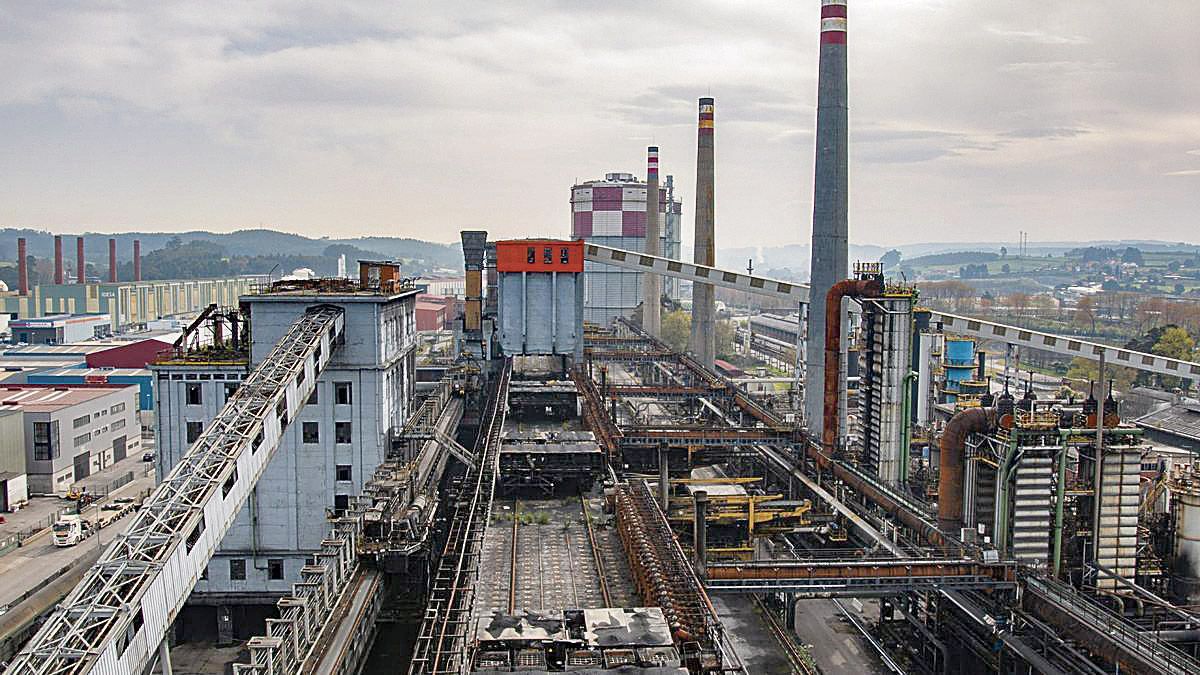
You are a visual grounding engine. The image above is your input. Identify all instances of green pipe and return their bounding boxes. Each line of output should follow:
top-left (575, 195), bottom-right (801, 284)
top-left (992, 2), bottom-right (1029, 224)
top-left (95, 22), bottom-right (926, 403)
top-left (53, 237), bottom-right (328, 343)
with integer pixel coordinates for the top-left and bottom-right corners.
top-left (1052, 446), bottom-right (1068, 580)
top-left (996, 441), bottom-right (1022, 555)
top-left (1058, 427), bottom-right (1140, 437)
top-left (899, 371), bottom-right (918, 485)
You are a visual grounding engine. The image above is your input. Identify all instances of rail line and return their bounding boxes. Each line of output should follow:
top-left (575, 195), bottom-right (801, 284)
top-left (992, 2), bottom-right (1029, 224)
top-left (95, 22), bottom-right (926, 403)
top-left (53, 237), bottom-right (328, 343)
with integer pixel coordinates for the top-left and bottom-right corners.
top-left (752, 596), bottom-right (815, 675)
top-left (508, 500), bottom-right (519, 614)
top-left (409, 359), bottom-right (511, 675)
top-left (580, 497), bottom-right (613, 607)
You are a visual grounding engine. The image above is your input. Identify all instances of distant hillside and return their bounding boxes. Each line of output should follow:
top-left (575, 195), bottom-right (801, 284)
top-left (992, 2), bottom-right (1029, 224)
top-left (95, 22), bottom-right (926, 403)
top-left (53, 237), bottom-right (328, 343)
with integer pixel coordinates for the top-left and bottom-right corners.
top-left (0, 229), bottom-right (464, 282)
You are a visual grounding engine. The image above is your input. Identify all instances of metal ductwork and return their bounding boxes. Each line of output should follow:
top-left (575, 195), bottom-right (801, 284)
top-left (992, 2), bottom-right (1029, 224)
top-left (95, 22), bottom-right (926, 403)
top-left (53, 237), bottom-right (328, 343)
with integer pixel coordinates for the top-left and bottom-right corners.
top-left (937, 406), bottom-right (997, 533)
top-left (822, 277), bottom-right (882, 454)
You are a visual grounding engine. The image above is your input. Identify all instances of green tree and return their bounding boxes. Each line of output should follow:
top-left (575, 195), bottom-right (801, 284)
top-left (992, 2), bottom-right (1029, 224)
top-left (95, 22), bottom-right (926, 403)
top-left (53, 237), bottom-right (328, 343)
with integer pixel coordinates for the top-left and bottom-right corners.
top-left (1065, 357), bottom-right (1136, 393)
top-left (715, 320), bottom-right (737, 360)
top-left (661, 310), bottom-right (691, 354)
top-left (1152, 326), bottom-right (1195, 390)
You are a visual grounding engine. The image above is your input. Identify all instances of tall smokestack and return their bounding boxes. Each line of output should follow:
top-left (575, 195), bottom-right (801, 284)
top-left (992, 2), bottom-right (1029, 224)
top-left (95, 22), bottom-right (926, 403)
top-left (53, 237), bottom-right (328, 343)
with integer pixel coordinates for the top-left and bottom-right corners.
top-left (642, 146), bottom-right (662, 337)
top-left (76, 237), bottom-right (85, 284)
top-left (108, 238), bottom-right (117, 282)
top-left (17, 237), bottom-right (28, 295)
top-left (54, 235), bottom-right (64, 285)
top-left (688, 97), bottom-right (716, 367)
top-left (804, 1), bottom-right (850, 434)
top-left (133, 240), bottom-right (141, 281)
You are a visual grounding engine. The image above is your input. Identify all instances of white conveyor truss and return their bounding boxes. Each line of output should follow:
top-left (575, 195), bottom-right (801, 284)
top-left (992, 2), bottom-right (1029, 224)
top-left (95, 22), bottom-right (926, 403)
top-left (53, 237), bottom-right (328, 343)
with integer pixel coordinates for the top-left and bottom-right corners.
top-left (6, 304), bottom-right (345, 675)
top-left (582, 243), bottom-right (1200, 382)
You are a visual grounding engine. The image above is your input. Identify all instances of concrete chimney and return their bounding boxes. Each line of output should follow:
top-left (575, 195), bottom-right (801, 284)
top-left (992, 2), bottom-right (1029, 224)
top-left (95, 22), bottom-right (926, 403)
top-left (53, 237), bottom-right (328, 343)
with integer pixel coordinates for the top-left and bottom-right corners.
top-left (688, 97), bottom-right (716, 367)
top-left (804, 1), bottom-right (850, 434)
top-left (642, 146), bottom-right (662, 337)
top-left (76, 237), bottom-right (85, 284)
top-left (109, 238), bottom-right (117, 282)
top-left (54, 235), bottom-right (64, 285)
top-left (17, 237), bottom-right (28, 295)
top-left (133, 240), bottom-right (141, 281)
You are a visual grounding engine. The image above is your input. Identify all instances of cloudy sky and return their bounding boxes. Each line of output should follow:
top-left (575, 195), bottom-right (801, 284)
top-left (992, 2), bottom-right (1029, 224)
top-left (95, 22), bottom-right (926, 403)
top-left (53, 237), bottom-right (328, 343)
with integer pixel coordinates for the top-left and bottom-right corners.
top-left (1, 1), bottom-right (1197, 248)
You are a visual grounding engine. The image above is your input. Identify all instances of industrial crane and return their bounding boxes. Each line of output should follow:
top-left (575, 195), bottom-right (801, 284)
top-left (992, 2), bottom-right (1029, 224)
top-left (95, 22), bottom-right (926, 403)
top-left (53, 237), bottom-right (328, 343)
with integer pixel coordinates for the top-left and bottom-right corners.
top-left (5, 305), bottom-right (345, 675)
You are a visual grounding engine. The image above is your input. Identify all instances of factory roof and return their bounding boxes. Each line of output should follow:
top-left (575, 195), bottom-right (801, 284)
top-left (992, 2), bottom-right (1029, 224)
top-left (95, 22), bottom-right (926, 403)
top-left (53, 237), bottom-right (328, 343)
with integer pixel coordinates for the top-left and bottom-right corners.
top-left (9, 314), bottom-right (110, 328)
top-left (33, 367), bottom-right (151, 378)
top-left (0, 383), bottom-right (136, 412)
top-left (1136, 401), bottom-right (1200, 443)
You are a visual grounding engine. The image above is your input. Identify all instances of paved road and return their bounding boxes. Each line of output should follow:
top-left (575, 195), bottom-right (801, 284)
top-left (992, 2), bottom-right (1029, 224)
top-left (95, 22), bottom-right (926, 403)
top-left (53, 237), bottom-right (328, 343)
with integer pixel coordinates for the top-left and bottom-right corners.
top-left (0, 466), bottom-right (155, 608)
top-left (793, 598), bottom-right (889, 675)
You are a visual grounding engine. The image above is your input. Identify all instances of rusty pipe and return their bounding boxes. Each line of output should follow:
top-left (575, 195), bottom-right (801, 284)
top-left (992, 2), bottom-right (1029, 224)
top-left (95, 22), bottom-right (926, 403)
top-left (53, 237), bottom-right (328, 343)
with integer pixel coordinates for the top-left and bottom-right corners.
top-left (937, 407), bottom-right (997, 533)
top-left (822, 278), bottom-right (883, 454)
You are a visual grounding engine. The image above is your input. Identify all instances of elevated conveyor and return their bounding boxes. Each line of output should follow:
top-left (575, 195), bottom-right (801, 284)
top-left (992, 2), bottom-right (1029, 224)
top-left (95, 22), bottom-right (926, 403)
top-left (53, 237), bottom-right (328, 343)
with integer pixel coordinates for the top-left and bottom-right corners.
top-left (583, 243), bottom-right (1200, 382)
top-left (6, 305), bottom-right (345, 675)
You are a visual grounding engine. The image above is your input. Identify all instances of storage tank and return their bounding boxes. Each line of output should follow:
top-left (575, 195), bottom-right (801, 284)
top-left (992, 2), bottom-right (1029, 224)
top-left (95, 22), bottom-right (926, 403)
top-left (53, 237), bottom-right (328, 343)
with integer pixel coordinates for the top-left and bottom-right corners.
top-left (1173, 468), bottom-right (1200, 604)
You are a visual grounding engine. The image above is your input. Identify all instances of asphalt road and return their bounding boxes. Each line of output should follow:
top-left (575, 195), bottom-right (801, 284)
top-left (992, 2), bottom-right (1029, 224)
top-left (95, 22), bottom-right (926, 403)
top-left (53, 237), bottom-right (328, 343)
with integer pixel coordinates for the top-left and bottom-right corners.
top-left (793, 598), bottom-right (889, 675)
top-left (0, 467), bottom-right (155, 609)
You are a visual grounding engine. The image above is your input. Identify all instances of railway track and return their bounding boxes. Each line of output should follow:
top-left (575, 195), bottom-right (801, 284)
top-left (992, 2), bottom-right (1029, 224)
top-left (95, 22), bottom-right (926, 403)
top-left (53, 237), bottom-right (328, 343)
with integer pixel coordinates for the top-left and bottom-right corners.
top-left (753, 596), bottom-right (816, 675)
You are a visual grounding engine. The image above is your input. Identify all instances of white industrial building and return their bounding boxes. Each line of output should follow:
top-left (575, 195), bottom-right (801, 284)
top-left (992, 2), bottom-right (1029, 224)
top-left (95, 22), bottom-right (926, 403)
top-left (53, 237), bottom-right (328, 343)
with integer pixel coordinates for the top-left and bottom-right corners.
top-left (0, 383), bottom-right (141, 495)
top-left (570, 172), bottom-right (683, 324)
top-left (153, 277), bottom-right (418, 639)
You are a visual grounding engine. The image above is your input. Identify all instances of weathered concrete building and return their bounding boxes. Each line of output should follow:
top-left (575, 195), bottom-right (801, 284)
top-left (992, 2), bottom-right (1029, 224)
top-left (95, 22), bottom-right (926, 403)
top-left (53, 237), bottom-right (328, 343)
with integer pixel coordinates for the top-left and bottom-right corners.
top-left (153, 271), bottom-right (418, 638)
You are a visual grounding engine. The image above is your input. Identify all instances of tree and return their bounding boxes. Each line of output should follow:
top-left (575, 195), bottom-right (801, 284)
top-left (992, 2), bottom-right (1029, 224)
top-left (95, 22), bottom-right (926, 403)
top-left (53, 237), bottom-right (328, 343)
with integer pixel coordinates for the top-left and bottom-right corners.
top-left (1121, 247), bottom-right (1144, 265)
top-left (661, 310), bottom-right (690, 354)
top-left (1000, 246), bottom-right (1008, 258)
top-left (1174, 283), bottom-right (1186, 295)
top-left (1074, 296), bottom-right (1098, 333)
top-left (880, 249), bottom-right (902, 269)
top-left (715, 320), bottom-right (737, 360)
top-left (1152, 326), bottom-right (1196, 361)
top-left (1066, 357), bottom-right (1136, 393)
top-left (1001, 263), bottom-right (1011, 274)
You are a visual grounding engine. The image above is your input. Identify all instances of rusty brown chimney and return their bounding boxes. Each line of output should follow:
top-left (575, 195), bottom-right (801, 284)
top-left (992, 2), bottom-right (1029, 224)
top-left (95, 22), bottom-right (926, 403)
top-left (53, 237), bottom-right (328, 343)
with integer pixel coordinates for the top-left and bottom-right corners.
top-left (133, 239), bottom-right (141, 281)
top-left (54, 235), bottom-right (64, 284)
top-left (76, 237), bottom-right (85, 284)
top-left (108, 238), bottom-right (117, 282)
top-left (17, 237), bottom-right (28, 295)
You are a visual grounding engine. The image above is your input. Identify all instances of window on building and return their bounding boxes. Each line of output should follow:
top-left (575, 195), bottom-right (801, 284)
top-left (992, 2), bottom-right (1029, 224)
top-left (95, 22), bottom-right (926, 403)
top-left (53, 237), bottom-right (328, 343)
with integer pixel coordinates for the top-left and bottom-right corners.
top-left (335, 421), bottom-right (352, 444)
top-left (73, 432), bottom-right (91, 448)
top-left (72, 414), bottom-right (91, 429)
top-left (543, 246), bottom-right (553, 264)
top-left (111, 418), bottom-right (126, 431)
top-left (185, 516), bottom-right (205, 553)
top-left (229, 558), bottom-right (246, 580)
top-left (185, 383), bottom-right (202, 406)
top-left (110, 402), bottom-right (125, 414)
top-left (334, 494), bottom-right (350, 515)
top-left (32, 421), bottom-right (59, 461)
top-left (186, 421), bottom-right (203, 444)
top-left (336, 465), bottom-right (352, 482)
top-left (302, 422), bottom-right (320, 444)
top-left (307, 387), bottom-right (319, 405)
top-left (561, 247), bottom-right (570, 264)
top-left (267, 558), bottom-right (284, 581)
top-left (224, 383), bottom-right (238, 402)
top-left (334, 382), bottom-right (352, 405)
top-left (526, 246), bottom-right (535, 264)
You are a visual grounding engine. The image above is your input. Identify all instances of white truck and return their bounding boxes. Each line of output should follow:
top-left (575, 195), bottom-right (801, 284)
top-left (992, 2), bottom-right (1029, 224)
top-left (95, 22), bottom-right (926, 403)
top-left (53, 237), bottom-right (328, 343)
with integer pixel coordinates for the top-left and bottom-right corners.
top-left (52, 514), bottom-right (92, 547)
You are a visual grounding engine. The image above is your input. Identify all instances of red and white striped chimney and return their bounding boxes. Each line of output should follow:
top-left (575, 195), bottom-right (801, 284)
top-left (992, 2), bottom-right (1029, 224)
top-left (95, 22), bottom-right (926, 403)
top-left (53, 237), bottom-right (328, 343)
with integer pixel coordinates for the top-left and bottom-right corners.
top-left (76, 237), bottom-right (85, 284)
top-left (54, 235), bottom-right (64, 284)
top-left (17, 237), bottom-right (28, 295)
top-left (133, 239), bottom-right (141, 281)
top-left (108, 238), bottom-right (117, 282)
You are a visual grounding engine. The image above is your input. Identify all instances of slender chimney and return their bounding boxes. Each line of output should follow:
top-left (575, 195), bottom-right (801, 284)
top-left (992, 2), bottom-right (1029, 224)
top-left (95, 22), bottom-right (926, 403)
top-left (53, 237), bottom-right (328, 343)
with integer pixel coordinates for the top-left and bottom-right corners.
top-left (76, 236), bottom-right (85, 284)
top-left (642, 146), bottom-right (662, 337)
top-left (133, 239), bottom-right (141, 281)
top-left (54, 235), bottom-right (64, 284)
top-left (17, 237), bottom-right (28, 295)
top-left (688, 97), bottom-right (716, 367)
top-left (108, 238), bottom-right (117, 282)
top-left (804, 1), bottom-right (850, 434)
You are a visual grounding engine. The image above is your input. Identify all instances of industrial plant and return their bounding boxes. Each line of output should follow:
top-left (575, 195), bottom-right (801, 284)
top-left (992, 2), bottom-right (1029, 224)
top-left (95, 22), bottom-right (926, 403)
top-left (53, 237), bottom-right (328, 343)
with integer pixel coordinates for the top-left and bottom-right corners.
top-left (2, 3), bottom-right (1200, 675)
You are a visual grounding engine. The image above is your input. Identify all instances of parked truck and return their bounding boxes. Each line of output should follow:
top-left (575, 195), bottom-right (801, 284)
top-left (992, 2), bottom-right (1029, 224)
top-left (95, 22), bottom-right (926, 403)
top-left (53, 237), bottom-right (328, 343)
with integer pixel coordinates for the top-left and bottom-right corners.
top-left (52, 514), bottom-right (93, 547)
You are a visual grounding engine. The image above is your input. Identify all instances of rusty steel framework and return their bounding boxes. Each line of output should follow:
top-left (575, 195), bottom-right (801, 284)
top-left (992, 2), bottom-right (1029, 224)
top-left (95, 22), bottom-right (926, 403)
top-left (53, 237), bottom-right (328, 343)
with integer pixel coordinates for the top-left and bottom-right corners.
top-left (614, 480), bottom-right (740, 672)
top-left (705, 558), bottom-right (1015, 597)
top-left (408, 359), bottom-right (511, 675)
top-left (7, 305), bottom-right (345, 675)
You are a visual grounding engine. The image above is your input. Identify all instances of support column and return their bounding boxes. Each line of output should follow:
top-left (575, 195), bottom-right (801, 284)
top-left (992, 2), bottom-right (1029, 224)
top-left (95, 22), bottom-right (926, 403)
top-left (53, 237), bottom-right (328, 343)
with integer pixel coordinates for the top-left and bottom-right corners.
top-left (658, 443), bottom-right (670, 511)
top-left (693, 490), bottom-right (709, 578)
top-left (1092, 350), bottom-right (1105, 568)
top-left (158, 636), bottom-right (173, 675)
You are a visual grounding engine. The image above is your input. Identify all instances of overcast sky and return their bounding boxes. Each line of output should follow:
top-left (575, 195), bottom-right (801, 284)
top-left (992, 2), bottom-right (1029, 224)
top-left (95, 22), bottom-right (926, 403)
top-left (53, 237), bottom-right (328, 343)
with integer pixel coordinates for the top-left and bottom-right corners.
top-left (1, 1), bottom-right (1197, 248)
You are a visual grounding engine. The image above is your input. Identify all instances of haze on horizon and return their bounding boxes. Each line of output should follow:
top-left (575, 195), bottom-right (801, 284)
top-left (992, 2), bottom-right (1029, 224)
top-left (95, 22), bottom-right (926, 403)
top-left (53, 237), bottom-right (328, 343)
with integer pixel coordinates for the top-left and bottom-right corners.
top-left (1, 1), bottom-right (1197, 249)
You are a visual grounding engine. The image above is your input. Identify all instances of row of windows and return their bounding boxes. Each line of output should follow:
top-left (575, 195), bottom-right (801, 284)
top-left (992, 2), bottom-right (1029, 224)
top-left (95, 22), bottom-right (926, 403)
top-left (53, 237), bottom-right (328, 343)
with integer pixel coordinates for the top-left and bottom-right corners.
top-left (185, 381), bottom-right (352, 406)
top-left (219, 558), bottom-right (285, 581)
top-left (186, 419), bottom-right (354, 445)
